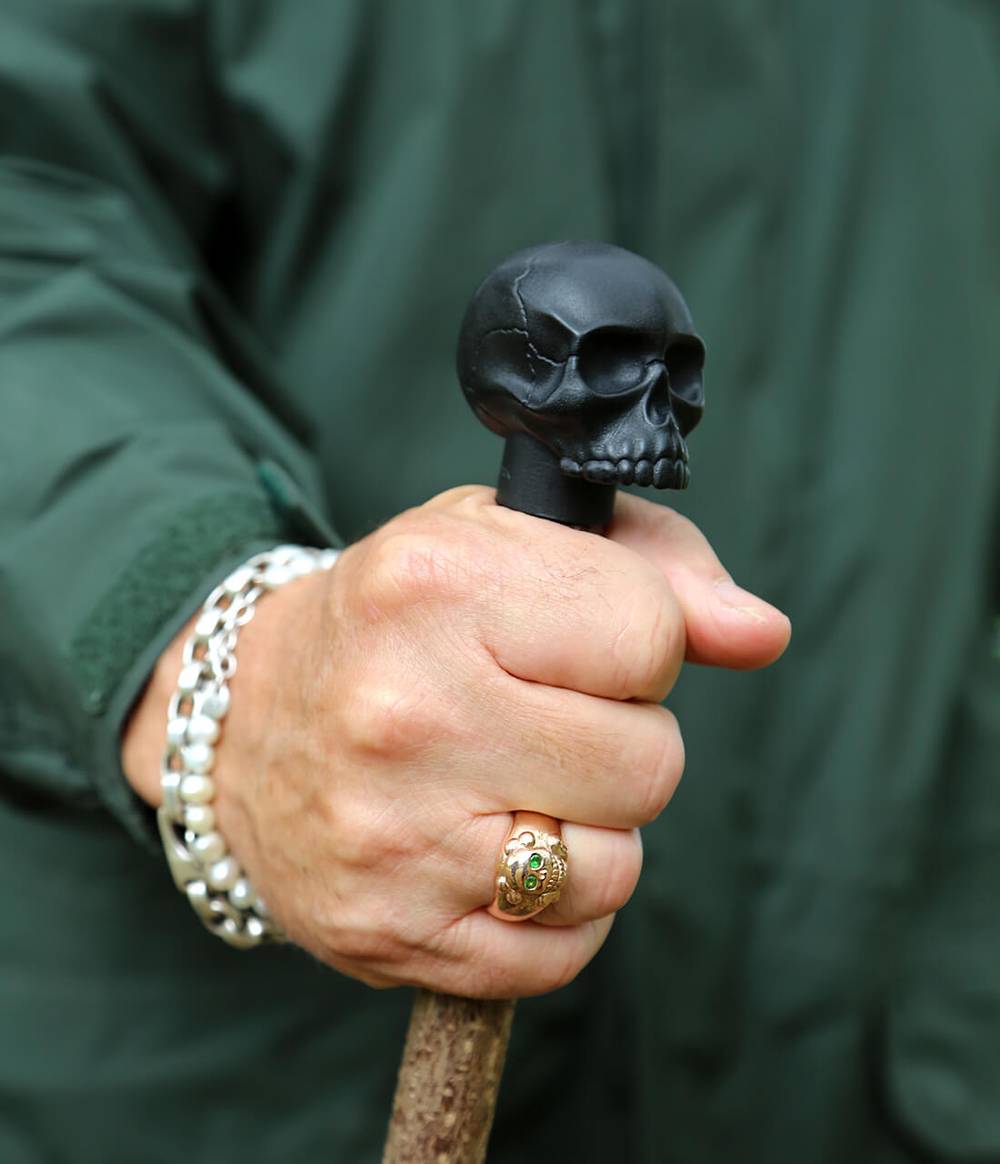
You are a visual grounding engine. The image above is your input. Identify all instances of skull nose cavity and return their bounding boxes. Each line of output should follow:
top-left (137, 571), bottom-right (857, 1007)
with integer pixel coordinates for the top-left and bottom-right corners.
top-left (643, 364), bottom-right (674, 427)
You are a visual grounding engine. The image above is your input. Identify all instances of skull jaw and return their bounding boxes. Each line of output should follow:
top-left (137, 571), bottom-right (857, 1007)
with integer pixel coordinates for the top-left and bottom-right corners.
top-left (497, 432), bottom-right (616, 531)
top-left (561, 452), bottom-right (690, 489)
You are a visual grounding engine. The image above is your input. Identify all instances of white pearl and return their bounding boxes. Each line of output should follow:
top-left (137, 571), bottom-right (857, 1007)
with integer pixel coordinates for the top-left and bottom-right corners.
top-left (182, 743), bottom-right (215, 773)
top-left (319, 549), bottom-right (341, 571)
top-left (219, 917), bottom-right (242, 944)
top-left (245, 916), bottom-right (266, 941)
top-left (179, 774), bottom-right (216, 804)
top-left (191, 831), bottom-right (227, 863)
top-left (186, 714), bottom-right (220, 745)
top-left (287, 553), bottom-right (315, 578)
top-left (166, 716), bottom-right (189, 748)
top-left (193, 609), bottom-right (221, 641)
top-left (254, 895), bottom-right (270, 919)
top-left (207, 856), bottom-right (239, 891)
top-left (184, 804), bottom-right (216, 834)
top-left (199, 685), bottom-right (230, 720)
top-left (229, 878), bottom-right (256, 909)
top-left (177, 662), bottom-right (204, 694)
top-left (222, 566), bottom-right (254, 595)
top-left (261, 562), bottom-right (293, 589)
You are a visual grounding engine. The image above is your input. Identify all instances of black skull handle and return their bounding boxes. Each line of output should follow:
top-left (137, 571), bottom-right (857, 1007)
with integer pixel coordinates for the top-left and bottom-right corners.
top-left (383, 242), bottom-right (704, 1164)
top-left (457, 240), bottom-right (705, 529)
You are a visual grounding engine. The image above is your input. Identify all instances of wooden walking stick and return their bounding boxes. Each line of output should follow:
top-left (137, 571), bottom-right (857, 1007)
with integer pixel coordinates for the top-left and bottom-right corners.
top-left (382, 241), bottom-right (705, 1163)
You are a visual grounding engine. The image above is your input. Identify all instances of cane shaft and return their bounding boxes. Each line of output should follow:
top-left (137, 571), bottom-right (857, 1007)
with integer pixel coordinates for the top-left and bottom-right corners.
top-left (382, 243), bottom-right (702, 1162)
top-left (382, 992), bottom-right (515, 1164)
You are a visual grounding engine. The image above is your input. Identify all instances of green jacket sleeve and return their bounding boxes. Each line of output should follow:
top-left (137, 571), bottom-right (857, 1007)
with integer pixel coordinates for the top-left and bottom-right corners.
top-left (0, 7), bottom-right (336, 846)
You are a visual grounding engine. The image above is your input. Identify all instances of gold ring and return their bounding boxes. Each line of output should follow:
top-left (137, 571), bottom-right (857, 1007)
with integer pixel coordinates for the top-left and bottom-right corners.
top-left (492, 814), bottom-right (568, 920)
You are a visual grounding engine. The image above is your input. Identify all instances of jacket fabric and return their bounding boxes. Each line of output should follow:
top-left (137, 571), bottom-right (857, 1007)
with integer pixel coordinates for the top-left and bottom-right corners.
top-left (0, 2), bottom-right (997, 1161)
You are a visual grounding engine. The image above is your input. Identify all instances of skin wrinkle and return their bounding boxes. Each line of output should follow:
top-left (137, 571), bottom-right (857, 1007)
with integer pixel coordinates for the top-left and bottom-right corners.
top-left (610, 597), bottom-right (641, 692)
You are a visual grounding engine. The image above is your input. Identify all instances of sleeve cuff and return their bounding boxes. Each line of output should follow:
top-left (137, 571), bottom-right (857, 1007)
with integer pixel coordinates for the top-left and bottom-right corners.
top-left (77, 471), bottom-right (339, 850)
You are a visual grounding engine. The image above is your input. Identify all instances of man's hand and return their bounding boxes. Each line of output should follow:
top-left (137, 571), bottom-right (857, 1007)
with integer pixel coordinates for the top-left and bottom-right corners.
top-left (123, 486), bottom-right (790, 998)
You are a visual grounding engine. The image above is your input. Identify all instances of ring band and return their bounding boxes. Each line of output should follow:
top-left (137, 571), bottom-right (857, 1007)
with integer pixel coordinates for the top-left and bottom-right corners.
top-left (493, 815), bottom-right (568, 919)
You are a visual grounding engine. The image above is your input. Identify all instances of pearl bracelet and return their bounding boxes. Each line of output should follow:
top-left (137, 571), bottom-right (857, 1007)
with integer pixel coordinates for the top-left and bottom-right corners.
top-left (156, 544), bottom-right (340, 949)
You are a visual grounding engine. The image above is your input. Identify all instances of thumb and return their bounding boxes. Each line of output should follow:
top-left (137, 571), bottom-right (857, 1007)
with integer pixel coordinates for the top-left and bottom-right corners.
top-left (609, 494), bottom-right (792, 670)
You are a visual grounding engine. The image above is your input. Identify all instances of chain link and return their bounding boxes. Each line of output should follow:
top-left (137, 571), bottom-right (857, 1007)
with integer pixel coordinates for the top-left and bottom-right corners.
top-left (157, 544), bottom-right (340, 949)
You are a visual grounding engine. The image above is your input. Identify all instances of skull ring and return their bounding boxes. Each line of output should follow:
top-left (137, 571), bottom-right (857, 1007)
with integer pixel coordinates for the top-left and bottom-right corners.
top-left (493, 826), bottom-right (569, 919)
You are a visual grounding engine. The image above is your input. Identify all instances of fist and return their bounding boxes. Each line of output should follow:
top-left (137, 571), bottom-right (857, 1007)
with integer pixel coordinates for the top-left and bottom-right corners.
top-left (124, 486), bottom-right (789, 997)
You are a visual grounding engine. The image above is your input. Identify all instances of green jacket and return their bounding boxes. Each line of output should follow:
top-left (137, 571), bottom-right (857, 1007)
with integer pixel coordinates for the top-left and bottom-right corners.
top-left (1, 2), bottom-right (997, 1161)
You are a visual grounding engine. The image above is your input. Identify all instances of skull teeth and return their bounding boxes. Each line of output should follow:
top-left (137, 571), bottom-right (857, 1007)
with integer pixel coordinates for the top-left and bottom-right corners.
top-left (582, 460), bottom-right (618, 483)
top-left (560, 456), bottom-right (689, 490)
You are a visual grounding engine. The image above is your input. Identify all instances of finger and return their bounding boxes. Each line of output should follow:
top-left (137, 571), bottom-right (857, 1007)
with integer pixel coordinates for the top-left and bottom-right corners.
top-left (424, 911), bottom-right (616, 999)
top-left (436, 490), bottom-right (687, 702)
top-left (332, 638), bottom-right (683, 830)
top-left (459, 679), bottom-right (684, 830)
top-left (531, 822), bottom-right (642, 927)
top-left (608, 493), bottom-right (792, 669)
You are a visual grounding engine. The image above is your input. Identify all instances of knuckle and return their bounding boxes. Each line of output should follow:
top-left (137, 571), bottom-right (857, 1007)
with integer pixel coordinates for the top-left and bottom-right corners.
top-left (308, 795), bottom-right (397, 903)
top-left (320, 908), bottom-right (408, 972)
top-left (361, 528), bottom-right (471, 611)
top-left (632, 711), bottom-right (685, 823)
top-left (307, 834), bottom-right (414, 967)
top-left (290, 790), bottom-right (457, 985)
top-left (424, 484), bottom-right (492, 513)
top-left (340, 677), bottom-right (442, 759)
top-left (319, 912), bottom-right (389, 966)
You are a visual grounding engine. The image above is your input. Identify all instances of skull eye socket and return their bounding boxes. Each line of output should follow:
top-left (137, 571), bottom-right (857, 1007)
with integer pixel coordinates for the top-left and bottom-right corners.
top-left (577, 328), bottom-right (658, 396)
top-left (664, 337), bottom-right (706, 434)
top-left (474, 329), bottom-right (535, 398)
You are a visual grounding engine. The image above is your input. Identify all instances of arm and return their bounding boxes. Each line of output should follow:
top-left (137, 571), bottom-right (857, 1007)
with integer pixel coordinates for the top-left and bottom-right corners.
top-left (0, 5), bottom-right (334, 843)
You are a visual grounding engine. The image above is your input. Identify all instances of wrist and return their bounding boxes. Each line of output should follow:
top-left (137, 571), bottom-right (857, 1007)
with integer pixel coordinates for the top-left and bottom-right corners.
top-left (123, 545), bottom-right (339, 948)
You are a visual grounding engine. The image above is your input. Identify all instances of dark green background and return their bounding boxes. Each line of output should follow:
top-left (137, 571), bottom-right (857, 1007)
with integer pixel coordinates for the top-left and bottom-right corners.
top-left (0, 2), bottom-right (997, 1161)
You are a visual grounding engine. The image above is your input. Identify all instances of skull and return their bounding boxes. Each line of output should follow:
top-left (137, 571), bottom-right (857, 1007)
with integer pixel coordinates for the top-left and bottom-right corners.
top-left (457, 241), bottom-right (705, 489)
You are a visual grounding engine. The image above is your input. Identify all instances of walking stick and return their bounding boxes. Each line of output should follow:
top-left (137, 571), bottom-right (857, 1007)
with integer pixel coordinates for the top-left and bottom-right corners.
top-left (382, 241), bottom-right (704, 1163)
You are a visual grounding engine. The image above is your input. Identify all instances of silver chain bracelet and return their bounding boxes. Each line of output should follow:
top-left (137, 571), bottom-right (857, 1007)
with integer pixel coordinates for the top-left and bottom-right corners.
top-left (157, 544), bottom-right (340, 949)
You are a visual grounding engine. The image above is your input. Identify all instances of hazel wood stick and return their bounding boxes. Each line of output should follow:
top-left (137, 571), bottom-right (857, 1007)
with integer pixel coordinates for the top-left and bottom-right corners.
top-left (382, 992), bottom-right (515, 1164)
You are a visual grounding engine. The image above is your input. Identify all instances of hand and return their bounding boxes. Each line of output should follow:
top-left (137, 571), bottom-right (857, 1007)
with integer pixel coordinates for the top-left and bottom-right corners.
top-left (123, 486), bottom-right (790, 997)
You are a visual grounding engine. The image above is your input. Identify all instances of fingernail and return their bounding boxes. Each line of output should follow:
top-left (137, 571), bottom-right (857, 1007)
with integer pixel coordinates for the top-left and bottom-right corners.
top-left (712, 578), bottom-right (771, 624)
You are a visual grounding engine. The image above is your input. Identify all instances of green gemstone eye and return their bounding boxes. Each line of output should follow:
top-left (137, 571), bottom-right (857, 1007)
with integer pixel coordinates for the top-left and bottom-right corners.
top-left (524, 874), bottom-right (539, 891)
top-left (528, 853), bottom-right (542, 870)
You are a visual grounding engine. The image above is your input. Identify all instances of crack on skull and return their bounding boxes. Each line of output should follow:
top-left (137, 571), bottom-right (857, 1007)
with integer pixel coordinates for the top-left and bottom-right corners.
top-left (470, 325), bottom-right (566, 403)
top-left (512, 256), bottom-right (564, 380)
top-left (469, 326), bottom-right (527, 379)
top-left (511, 260), bottom-right (535, 380)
